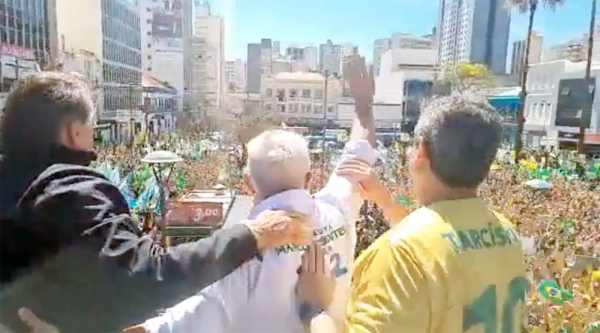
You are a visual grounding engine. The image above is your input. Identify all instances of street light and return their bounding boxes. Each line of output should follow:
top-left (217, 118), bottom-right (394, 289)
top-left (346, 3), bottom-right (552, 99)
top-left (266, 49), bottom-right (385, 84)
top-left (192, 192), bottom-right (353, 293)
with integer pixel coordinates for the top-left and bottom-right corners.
top-left (141, 150), bottom-right (183, 231)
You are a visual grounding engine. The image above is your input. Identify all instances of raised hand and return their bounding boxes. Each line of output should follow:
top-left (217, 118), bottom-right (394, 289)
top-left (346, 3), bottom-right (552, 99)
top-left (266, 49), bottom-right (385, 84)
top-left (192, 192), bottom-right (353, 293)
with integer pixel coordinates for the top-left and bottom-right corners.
top-left (344, 54), bottom-right (374, 112)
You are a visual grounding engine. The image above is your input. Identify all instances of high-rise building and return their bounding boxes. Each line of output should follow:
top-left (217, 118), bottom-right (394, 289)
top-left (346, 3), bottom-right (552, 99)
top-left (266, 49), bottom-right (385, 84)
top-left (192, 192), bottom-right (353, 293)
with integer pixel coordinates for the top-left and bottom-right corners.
top-left (191, 2), bottom-right (225, 114)
top-left (272, 41), bottom-right (281, 60)
top-left (1, 0), bottom-right (48, 89)
top-left (372, 38), bottom-right (391, 78)
top-left (286, 46), bottom-right (304, 61)
top-left (137, 0), bottom-right (186, 98)
top-left (225, 59), bottom-right (246, 93)
top-left (319, 39), bottom-right (341, 75)
top-left (510, 31), bottom-right (543, 80)
top-left (437, 0), bottom-right (511, 74)
top-left (100, 0), bottom-right (142, 115)
top-left (246, 43), bottom-right (262, 93)
top-left (260, 38), bottom-right (272, 78)
top-left (303, 46), bottom-right (318, 71)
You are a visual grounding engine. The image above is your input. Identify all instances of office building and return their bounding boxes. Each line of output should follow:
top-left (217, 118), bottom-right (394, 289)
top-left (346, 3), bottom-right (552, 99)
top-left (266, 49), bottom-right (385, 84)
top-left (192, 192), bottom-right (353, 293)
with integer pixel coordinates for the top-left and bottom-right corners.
top-left (191, 2), bottom-right (225, 114)
top-left (0, 0), bottom-right (48, 89)
top-left (225, 59), bottom-right (246, 93)
top-left (246, 43), bottom-right (262, 93)
top-left (272, 41), bottom-right (280, 60)
top-left (437, 0), bottom-right (511, 74)
top-left (138, 0), bottom-right (186, 97)
top-left (510, 31), bottom-right (543, 80)
top-left (372, 38), bottom-right (391, 78)
top-left (319, 39), bottom-right (341, 75)
top-left (101, 0), bottom-right (142, 115)
top-left (303, 46), bottom-right (318, 71)
top-left (286, 46), bottom-right (304, 61)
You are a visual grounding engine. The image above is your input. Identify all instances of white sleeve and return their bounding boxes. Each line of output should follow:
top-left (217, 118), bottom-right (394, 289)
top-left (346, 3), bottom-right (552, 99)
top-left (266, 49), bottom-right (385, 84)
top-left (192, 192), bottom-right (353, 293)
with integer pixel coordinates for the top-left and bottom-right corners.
top-left (314, 139), bottom-right (376, 221)
top-left (142, 262), bottom-right (260, 333)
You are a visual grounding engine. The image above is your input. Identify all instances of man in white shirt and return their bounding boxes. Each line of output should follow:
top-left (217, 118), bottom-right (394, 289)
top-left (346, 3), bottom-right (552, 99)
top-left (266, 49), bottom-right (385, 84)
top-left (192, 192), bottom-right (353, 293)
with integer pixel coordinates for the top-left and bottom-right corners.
top-left (137, 55), bottom-right (376, 333)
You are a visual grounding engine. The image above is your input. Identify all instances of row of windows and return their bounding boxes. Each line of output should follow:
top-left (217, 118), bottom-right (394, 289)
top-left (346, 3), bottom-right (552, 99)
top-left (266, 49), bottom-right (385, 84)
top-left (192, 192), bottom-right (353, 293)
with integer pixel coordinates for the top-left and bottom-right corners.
top-left (0, 0), bottom-right (46, 26)
top-left (103, 62), bottom-right (141, 86)
top-left (264, 88), bottom-right (324, 100)
top-left (264, 103), bottom-right (335, 114)
top-left (0, 25), bottom-right (47, 53)
top-left (102, 16), bottom-right (141, 50)
top-left (103, 85), bottom-right (142, 111)
top-left (103, 39), bottom-right (141, 69)
top-left (145, 96), bottom-right (177, 111)
top-left (101, 0), bottom-right (140, 31)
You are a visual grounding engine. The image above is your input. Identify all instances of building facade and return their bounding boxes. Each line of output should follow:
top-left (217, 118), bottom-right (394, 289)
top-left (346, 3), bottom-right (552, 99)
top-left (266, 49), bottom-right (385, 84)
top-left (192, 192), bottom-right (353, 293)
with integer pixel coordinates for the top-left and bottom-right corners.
top-left (437, 0), bottom-right (510, 74)
top-left (191, 2), bottom-right (225, 114)
top-left (246, 42), bottom-right (261, 93)
top-left (510, 31), bottom-right (543, 80)
top-left (545, 34), bottom-right (589, 63)
top-left (225, 58), bottom-right (246, 93)
top-left (137, 0), bottom-right (186, 98)
top-left (319, 39), bottom-right (341, 75)
top-left (303, 46), bottom-right (318, 71)
top-left (143, 73), bottom-right (178, 134)
top-left (0, 0), bottom-right (48, 90)
top-left (372, 38), bottom-right (391, 79)
top-left (261, 72), bottom-right (342, 125)
top-left (101, 0), bottom-right (142, 118)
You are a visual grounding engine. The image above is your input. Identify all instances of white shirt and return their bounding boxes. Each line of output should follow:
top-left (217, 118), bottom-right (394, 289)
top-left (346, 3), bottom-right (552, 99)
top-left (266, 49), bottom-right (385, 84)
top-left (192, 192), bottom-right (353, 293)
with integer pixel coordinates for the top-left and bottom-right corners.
top-left (143, 140), bottom-right (376, 333)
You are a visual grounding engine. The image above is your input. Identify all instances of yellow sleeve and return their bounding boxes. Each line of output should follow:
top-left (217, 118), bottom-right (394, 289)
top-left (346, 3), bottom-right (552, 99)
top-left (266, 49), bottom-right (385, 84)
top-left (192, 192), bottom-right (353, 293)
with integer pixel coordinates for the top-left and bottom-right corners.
top-left (346, 240), bottom-right (431, 333)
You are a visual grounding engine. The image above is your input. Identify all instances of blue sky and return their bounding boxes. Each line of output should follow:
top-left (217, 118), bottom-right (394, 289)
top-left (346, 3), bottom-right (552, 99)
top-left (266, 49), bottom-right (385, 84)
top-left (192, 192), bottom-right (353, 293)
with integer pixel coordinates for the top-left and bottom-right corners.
top-left (209, 0), bottom-right (590, 62)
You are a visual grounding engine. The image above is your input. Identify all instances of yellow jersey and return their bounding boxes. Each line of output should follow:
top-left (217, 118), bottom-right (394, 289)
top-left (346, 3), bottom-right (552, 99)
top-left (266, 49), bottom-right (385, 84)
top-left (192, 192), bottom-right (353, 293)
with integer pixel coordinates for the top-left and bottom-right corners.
top-left (345, 198), bottom-right (527, 333)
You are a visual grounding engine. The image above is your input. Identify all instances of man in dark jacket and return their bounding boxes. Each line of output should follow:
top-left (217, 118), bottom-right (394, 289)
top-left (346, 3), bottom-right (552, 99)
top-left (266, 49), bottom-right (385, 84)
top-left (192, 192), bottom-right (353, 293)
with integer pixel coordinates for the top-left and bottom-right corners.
top-left (0, 72), bottom-right (310, 332)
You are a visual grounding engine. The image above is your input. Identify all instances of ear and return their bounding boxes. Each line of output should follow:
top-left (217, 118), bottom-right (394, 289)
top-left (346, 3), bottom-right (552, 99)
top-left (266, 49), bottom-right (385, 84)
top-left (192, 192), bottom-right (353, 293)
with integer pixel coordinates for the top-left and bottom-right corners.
top-left (59, 119), bottom-right (79, 148)
top-left (410, 141), bottom-right (430, 171)
top-left (242, 171), bottom-right (256, 195)
top-left (304, 171), bottom-right (312, 189)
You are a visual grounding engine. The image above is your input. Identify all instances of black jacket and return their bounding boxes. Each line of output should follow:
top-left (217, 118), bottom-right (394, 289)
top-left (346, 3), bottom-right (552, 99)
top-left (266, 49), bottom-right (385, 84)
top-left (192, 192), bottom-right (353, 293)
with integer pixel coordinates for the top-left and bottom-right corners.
top-left (0, 147), bottom-right (259, 332)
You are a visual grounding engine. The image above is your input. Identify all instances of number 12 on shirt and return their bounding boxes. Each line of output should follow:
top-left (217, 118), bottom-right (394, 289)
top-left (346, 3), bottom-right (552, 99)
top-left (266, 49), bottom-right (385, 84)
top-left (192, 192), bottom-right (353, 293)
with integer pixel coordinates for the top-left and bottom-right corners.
top-left (463, 276), bottom-right (527, 333)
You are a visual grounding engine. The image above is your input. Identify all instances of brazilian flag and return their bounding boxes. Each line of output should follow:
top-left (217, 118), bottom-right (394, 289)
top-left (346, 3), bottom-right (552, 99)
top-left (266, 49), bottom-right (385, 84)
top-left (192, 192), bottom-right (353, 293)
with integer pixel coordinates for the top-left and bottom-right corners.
top-left (537, 280), bottom-right (572, 305)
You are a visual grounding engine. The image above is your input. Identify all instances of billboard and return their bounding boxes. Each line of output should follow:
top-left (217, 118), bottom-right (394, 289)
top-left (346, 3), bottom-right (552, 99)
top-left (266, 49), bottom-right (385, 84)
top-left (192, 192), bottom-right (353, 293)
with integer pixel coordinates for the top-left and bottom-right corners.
top-left (152, 0), bottom-right (183, 52)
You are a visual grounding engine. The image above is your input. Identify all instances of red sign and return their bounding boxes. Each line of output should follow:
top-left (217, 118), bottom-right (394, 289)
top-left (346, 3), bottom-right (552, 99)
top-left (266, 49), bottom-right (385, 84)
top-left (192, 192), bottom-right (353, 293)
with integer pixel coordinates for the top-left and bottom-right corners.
top-left (1, 43), bottom-right (35, 60)
top-left (166, 201), bottom-right (223, 226)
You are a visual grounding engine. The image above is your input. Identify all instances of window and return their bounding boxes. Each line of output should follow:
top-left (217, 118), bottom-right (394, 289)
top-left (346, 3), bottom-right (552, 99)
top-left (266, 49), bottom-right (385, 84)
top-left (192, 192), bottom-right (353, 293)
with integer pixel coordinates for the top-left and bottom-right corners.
top-left (266, 88), bottom-right (273, 97)
top-left (328, 106), bottom-right (335, 113)
top-left (561, 87), bottom-right (570, 96)
top-left (288, 104), bottom-right (298, 113)
top-left (301, 105), bottom-right (310, 113)
top-left (289, 89), bottom-right (298, 98)
top-left (277, 89), bottom-right (285, 101)
top-left (314, 105), bottom-right (323, 114)
top-left (302, 89), bottom-right (311, 98)
top-left (314, 89), bottom-right (323, 99)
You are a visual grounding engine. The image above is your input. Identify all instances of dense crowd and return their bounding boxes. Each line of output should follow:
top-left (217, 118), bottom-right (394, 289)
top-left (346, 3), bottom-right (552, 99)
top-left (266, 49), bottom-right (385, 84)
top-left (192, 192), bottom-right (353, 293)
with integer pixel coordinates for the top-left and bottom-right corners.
top-left (92, 140), bottom-right (600, 332)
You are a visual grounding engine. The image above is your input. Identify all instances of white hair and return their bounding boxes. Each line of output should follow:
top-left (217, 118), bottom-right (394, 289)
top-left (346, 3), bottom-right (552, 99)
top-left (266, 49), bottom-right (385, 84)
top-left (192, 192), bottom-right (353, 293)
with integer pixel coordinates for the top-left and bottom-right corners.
top-left (247, 129), bottom-right (311, 198)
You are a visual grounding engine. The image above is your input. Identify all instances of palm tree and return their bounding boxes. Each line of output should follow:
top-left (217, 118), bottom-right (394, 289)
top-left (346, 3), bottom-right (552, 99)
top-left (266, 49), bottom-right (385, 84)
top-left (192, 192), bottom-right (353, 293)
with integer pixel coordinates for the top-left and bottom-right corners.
top-left (506, 0), bottom-right (565, 162)
top-left (578, 0), bottom-right (597, 154)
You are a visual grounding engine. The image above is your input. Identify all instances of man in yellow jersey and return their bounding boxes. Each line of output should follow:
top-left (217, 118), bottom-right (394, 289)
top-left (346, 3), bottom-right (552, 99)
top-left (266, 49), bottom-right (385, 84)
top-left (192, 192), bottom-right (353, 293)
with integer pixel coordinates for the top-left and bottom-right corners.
top-left (300, 93), bottom-right (527, 333)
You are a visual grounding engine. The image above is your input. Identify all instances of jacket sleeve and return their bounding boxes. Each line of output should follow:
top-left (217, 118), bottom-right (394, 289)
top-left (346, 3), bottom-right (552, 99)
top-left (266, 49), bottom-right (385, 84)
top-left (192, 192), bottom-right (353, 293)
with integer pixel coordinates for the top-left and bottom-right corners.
top-left (18, 164), bottom-right (259, 302)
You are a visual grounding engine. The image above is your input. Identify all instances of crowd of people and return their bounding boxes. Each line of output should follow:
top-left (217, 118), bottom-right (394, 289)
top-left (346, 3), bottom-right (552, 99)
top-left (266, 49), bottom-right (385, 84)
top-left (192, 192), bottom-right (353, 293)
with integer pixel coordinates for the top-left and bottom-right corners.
top-left (0, 56), bottom-right (596, 332)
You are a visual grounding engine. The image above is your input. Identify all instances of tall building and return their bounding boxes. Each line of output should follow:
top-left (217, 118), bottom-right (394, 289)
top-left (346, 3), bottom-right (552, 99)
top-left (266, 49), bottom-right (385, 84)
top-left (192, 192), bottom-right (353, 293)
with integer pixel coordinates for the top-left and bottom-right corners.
top-left (101, 0), bottom-right (142, 116)
top-left (303, 46), bottom-right (318, 71)
top-left (137, 0), bottom-right (186, 98)
top-left (437, 0), bottom-right (511, 74)
top-left (246, 43), bottom-right (261, 93)
top-left (510, 31), bottom-right (543, 80)
top-left (191, 2), bottom-right (225, 114)
top-left (372, 38), bottom-right (391, 78)
top-left (0, 0), bottom-right (48, 90)
top-left (272, 41), bottom-right (281, 60)
top-left (286, 46), bottom-right (304, 61)
top-left (260, 38), bottom-right (272, 78)
top-left (319, 39), bottom-right (341, 75)
top-left (225, 59), bottom-right (246, 93)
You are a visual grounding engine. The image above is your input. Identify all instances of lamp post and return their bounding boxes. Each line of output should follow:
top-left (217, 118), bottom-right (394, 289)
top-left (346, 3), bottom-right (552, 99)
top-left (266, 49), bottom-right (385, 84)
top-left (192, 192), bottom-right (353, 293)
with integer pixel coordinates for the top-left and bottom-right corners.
top-left (141, 150), bottom-right (183, 233)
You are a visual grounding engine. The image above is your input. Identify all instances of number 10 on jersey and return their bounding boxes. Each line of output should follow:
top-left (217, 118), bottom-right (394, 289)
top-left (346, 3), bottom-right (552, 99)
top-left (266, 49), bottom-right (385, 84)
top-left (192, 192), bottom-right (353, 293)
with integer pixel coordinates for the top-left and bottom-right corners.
top-left (463, 276), bottom-right (527, 333)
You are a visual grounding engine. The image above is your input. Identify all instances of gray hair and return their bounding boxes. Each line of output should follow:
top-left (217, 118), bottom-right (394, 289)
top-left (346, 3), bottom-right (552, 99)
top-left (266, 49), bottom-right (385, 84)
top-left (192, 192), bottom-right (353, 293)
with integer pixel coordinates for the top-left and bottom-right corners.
top-left (414, 93), bottom-right (502, 188)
